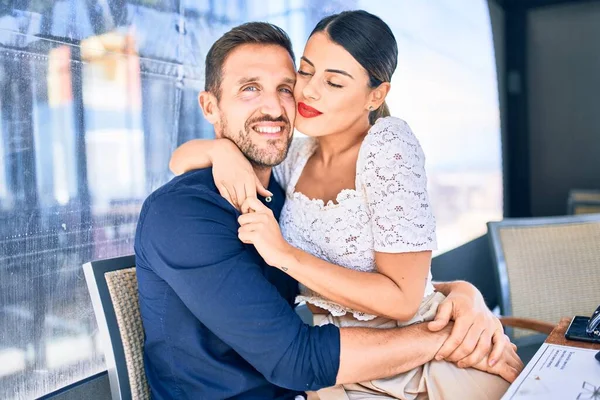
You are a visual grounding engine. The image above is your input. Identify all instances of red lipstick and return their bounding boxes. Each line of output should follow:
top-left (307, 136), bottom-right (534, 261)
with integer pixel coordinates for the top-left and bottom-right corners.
top-left (298, 102), bottom-right (323, 118)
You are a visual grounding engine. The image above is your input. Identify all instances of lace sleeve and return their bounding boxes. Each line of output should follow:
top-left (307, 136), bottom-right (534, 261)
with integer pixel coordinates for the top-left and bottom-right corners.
top-left (358, 117), bottom-right (437, 252)
top-left (273, 135), bottom-right (313, 190)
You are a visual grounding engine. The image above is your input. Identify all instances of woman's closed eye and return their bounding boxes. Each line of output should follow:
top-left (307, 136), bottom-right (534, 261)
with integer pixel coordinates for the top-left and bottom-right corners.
top-left (298, 69), bottom-right (343, 88)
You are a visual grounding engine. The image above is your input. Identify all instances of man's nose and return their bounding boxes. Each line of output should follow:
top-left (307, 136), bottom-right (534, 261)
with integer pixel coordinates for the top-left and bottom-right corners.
top-left (260, 91), bottom-right (284, 117)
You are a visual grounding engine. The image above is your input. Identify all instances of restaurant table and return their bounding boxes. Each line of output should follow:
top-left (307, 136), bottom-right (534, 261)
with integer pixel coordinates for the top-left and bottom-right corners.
top-left (544, 316), bottom-right (600, 350)
top-left (501, 317), bottom-right (600, 399)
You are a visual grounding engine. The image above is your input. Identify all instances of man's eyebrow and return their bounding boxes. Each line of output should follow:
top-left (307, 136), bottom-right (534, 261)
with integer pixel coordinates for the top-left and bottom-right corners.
top-left (237, 76), bottom-right (260, 85)
top-left (237, 76), bottom-right (295, 86)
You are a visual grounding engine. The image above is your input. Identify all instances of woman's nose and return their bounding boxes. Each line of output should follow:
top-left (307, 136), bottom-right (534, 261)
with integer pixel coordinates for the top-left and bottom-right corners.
top-left (302, 78), bottom-right (320, 101)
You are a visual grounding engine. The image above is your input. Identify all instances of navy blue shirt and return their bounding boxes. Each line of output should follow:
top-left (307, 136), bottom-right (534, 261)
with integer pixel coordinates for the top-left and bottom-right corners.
top-left (134, 168), bottom-right (340, 399)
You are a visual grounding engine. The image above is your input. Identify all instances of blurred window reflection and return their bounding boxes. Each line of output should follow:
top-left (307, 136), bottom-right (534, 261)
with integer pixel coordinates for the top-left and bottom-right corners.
top-left (0, 1), bottom-right (500, 398)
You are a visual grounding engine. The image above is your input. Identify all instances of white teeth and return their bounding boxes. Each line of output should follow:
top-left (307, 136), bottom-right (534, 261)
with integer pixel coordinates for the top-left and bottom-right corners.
top-left (254, 126), bottom-right (282, 134)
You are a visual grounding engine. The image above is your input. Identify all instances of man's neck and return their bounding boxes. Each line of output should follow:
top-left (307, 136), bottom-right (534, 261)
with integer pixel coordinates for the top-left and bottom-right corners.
top-left (253, 166), bottom-right (272, 189)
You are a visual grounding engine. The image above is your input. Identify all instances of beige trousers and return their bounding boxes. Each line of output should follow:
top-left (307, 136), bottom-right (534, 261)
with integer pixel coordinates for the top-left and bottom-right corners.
top-left (309, 292), bottom-right (509, 400)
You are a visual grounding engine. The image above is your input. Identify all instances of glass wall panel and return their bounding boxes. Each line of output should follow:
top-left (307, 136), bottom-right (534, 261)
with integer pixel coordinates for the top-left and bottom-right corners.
top-left (0, 1), bottom-right (500, 397)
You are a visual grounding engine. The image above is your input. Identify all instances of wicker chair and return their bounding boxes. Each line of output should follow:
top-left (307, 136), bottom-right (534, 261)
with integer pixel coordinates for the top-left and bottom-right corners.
top-left (431, 235), bottom-right (555, 362)
top-left (567, 189), bottom-right (600, 215)
top-left (83, 255), bottom-right (150, 400)
top-left (487, 214), bottom-right (600, 347)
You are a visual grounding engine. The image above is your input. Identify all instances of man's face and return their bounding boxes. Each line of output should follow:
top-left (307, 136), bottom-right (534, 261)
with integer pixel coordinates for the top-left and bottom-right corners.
top-left (213, 44), bottom-right (296, 167)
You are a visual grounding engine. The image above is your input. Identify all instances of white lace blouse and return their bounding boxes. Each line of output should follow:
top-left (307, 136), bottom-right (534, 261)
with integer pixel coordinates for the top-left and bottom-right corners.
top-left (273, 117), bottom-right (437, 321)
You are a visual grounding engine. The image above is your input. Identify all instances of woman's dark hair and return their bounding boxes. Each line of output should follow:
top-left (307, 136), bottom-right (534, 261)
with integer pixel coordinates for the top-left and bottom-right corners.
top-left (310, 10), bottom-right (397, 124)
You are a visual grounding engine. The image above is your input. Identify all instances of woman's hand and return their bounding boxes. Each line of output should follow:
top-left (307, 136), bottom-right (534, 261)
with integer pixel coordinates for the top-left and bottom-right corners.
top-left (169, 138), bottom-right (272, 210)
top-left (429, 281), bottom-right (510, 369)
top-left (238, 197), bottom-right (293, 269)
top-left (470, 341), bottom-right (523, 383)
top-left (211, 140), bottom-right (272, 210)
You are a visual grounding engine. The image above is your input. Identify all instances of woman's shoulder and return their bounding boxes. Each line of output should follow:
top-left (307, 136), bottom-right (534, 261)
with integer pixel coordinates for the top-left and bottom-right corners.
top-left (288, 135), bottom-right (316, 158)
top-left (284, 135), bottom-right (317, 169)
top-left (273, 135), bottom-right (316, 190)
top-left (362, 116), bottom-right (424, 159)
top-left (371, 115), bottom-right (408, 129)
top-left (365, 116), bottom-right (418, 145)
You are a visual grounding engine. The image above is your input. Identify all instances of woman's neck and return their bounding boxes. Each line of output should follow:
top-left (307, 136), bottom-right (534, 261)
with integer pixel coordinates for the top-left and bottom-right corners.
top-left (315, 118), bottom-right (371, 166)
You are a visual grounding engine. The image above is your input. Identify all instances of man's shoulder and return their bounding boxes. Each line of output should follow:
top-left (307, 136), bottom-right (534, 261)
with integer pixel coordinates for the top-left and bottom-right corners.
top-left (156, 167), bottom-right (216, 196)
top-left (150, 168), bottom-right (220, 204)
top-left (135, 168), bottom-right (244, 273)
top-left (141, 168), bottom-right (236, 224)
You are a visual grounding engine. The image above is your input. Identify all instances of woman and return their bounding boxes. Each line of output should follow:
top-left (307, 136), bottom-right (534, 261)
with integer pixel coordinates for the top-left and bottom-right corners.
top-left (170, 10), bottom-right (513, 400)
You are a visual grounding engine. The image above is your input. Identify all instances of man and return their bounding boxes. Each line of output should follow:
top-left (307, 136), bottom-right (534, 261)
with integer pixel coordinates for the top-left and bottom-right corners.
top-left (135, 22), bottom-right (522, 399)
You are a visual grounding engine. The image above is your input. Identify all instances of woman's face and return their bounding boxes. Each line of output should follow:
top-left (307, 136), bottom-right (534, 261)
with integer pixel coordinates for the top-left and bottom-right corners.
top-left (294, 32), bottom-right (374, 137)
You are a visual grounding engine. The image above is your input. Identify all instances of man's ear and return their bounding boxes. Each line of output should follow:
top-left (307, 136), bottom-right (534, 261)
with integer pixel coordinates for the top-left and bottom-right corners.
top-left (366, 82), bottom-right (391, 110)
top-left (198, 91), bottom-right (220, 125)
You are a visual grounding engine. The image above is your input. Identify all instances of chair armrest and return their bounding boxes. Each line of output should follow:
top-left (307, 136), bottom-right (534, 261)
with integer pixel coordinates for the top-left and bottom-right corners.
top-left (499, 316), bottom-right (555, 335)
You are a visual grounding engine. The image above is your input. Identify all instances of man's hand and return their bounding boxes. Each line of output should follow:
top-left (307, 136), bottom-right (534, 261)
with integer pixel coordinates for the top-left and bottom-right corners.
top-left (471, 340), bottom-right (524, 383)
top-left (429, 281), bottom-right (508, 369)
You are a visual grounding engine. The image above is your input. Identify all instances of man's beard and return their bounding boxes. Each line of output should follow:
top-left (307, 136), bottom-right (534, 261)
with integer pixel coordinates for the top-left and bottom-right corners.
top-left (219, 114), bottom-right (292, 168)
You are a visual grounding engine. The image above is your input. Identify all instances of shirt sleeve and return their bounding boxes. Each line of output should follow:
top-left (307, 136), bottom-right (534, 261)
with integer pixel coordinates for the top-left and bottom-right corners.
top-left (358, 117), bottom-right (437, 253)
top-left (138, 189), bottom-right (340, 391)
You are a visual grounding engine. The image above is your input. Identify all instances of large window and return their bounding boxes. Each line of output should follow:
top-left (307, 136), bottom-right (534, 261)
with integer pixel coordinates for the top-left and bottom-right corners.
top-left (366, 1), bottom-right (503, 252)
top-left (0, 1), bottom-right (501, 397)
